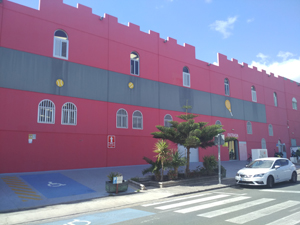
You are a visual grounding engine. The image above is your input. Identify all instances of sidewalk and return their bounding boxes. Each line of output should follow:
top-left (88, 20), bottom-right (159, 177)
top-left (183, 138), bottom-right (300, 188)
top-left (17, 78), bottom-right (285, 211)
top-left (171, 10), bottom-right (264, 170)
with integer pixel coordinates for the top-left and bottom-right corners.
top-left (0, 161), bottom-right (299, 225)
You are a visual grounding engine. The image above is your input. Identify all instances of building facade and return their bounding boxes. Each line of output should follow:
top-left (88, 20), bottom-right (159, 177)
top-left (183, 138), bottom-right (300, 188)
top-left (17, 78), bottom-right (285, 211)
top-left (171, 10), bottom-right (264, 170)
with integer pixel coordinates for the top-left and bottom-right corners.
top-left (0, 0), bottom-right (299, 173)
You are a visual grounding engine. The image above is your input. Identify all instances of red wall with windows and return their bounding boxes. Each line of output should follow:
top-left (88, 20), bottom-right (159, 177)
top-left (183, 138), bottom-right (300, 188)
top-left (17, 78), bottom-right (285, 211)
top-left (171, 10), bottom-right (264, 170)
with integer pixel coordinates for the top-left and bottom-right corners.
top-left (0, 0), bottom-right (299, 173)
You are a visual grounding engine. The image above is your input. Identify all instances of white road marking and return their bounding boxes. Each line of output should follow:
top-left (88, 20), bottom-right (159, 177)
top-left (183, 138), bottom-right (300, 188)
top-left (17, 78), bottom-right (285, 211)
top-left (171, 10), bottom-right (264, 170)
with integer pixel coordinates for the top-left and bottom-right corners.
top-left (260, 189), bottom-right (300, 194)
top-left (155, 194), bottom-right (228, 210)
top-left (142, 194), bottom-right (209, 207)
top-left (174, 196), bottom-right (250, 214)
top-left (198, 198), bottom-right (274, 218)
top-left (265, 211), bottom-right (300, 225)
top-left (226, 200), bottom-right (300, 224)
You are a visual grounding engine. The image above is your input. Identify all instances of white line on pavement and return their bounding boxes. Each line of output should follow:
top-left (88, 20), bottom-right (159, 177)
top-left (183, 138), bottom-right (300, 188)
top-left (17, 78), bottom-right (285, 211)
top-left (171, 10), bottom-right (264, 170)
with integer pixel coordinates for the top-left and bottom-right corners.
top-left (141, 193), bottom-right (209, 207)
top-left (226, 200), bottom-right (300, 224)
top-left (198, 198), bottom-right (274, 218)
top-left (260, 189), bottom-right (300, 194)
top-left (156, 195), bottom-right (229, 210)
top-left (174, 196), bottom-right (250, 214)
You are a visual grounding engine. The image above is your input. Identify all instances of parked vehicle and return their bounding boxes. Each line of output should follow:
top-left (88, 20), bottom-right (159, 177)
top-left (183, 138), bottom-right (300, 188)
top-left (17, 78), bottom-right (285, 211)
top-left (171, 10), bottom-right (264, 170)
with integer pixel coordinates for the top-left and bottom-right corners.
top-left (235, 157), bottom-right (297, 188)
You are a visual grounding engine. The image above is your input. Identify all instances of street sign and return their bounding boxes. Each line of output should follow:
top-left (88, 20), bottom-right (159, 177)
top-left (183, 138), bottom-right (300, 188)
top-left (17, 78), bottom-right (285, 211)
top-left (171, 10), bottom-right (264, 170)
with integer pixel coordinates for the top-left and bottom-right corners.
top-left (113, 176), bottom-right (123, 184)
top-left (107, 135), bottom-right (115, 148)
top-left (214, 134), bottom-right (225, 145)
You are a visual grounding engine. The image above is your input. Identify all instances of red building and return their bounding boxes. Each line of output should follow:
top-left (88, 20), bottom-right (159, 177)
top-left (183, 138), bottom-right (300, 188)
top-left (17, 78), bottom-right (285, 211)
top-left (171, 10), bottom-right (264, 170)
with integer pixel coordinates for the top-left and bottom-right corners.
top-left (0, 0), bottom-right (299, 173)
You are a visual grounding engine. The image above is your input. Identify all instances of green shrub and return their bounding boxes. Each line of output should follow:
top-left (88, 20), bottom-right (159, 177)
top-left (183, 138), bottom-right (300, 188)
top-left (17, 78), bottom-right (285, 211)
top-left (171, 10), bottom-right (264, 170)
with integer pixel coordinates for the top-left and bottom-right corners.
top-left (107, 172), bottom-right (122, 182)
top-left (203, 155), bottom-right (218, 175)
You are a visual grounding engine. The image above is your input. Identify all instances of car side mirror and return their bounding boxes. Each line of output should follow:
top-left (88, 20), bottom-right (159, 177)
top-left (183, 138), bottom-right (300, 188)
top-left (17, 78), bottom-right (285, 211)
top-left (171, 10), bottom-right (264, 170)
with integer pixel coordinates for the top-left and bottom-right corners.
top-left (245, 165), bottom-right (249, 168)
top-left (275, 165), bottom-right (280, 169)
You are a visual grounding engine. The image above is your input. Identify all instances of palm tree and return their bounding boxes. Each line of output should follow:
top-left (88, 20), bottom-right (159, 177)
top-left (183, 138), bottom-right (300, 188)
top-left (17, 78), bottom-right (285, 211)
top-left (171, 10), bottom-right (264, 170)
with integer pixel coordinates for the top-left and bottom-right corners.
top-left (153, 140), bottom-right (171, 181)
top-left (169, 150), bottom-right (186, 179)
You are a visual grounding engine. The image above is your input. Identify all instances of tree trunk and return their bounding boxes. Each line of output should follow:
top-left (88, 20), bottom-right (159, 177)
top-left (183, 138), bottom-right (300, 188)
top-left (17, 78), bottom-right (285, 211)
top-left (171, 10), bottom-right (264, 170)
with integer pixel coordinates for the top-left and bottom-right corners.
top-left (185, 147), bottom-right (190, 177)
top-left (161, 161), bottom-right (164, 181)
top-left (174, 167), bottom-right (178, 179)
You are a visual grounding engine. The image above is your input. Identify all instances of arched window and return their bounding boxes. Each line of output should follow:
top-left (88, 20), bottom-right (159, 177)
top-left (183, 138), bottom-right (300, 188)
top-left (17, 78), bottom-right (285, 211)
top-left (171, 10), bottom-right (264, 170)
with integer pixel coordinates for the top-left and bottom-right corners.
top-left (53, 30), bottom-right (68, 59)
top-left (273, 92), bottom-right (278, 107)
top-left (261, 138), bottom-right (266, 149)
top-left (183, 66), bottom-right (190, 87)
top-left (268, 124), bottom-right (273, 136)
top-left (251, 86), bottom-right (257, 102)
top-left (116, 109), bottom-right (128, 128)
top-left (292, 97), bottom-right (297, 110)
top-left (132, 110), bottom-right (143, 129)
top-left (215, 120), bottom-right (222, 125)
top-left (61, 102), bottom-right (77, 125)
top-left (38, 99), bottom-right (55, 124)
top-left (224, 78), bottom-right (230, 96)
top-left (247, 121), bottom-right (252, 134)
top-left (130, 52), bottom-right (139, 75)
top-left (164, 114), bottom-right (173, 127)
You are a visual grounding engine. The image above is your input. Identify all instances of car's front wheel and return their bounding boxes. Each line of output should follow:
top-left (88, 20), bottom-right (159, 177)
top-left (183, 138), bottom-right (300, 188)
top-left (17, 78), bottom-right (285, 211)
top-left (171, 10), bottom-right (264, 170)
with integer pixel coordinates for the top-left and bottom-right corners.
top-left (290, 171), bottom-right (297, 183)
top-left (266, 176), bottom-right (274, 188)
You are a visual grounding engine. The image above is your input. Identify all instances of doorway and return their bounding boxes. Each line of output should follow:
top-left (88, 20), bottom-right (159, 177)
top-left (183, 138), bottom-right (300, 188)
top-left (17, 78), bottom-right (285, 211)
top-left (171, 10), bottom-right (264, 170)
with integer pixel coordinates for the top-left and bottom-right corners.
top-left (228, 140), bottom-right (239, 160)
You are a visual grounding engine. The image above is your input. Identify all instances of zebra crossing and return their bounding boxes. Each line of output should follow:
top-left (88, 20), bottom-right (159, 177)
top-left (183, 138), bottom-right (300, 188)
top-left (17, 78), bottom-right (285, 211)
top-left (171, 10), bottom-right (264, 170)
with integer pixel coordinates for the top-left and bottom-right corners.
top-left (142, 193), bottom-right (300, 225)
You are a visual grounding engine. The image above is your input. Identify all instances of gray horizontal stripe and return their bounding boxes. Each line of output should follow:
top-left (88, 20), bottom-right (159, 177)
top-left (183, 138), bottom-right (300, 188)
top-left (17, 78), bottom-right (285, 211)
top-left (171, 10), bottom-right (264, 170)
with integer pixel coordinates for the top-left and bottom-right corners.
top-left (0, 47), bottom-right (266, 123)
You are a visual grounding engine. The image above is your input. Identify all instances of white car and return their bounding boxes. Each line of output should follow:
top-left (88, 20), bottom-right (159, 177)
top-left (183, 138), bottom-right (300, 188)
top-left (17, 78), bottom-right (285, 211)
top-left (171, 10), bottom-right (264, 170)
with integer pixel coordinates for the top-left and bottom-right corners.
top-left (235, 157), bottom-right (297, 188)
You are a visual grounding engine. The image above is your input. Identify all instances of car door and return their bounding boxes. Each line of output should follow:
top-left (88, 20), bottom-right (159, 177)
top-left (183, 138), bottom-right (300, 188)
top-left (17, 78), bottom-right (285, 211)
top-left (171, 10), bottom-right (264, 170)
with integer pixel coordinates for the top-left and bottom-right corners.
top-left (280, 159), bottom-right (291, 181)
top-left (272, 159), bottom-right (284, 182)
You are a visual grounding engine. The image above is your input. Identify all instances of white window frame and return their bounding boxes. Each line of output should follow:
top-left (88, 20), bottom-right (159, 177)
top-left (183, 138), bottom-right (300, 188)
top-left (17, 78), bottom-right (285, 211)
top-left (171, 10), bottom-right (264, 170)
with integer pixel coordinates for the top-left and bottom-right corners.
top-left (251, 86), bottom-right (257, 102)
top-left (273, 92), bottom-right (278, 107)
top-left (224, 78), bottom-right (230, 96)
top-left (268, 124), bottom-right (273, 136)
top-left (53, 30), bottom-right (69, 60)
top-left (38, 99), bottom-right (55, 124)
top-left (116, 109), bottom-right (128, 128)
top-left (130, 52), bottom-right (139, 76)
top-left (292, 97), bottom-right (297, 110)
top-left (261, 138), bottom-right (266, 149)
top-left (164, 114), bottom-right (173, 127)
top-left (183, 72), bottom-right (190, 87)
top-left (247, 121), bottom-right (252, 134)
top-left (61, 102), bottom-right (77, 125)
top-left (132, 110), bottom-right (143, 129)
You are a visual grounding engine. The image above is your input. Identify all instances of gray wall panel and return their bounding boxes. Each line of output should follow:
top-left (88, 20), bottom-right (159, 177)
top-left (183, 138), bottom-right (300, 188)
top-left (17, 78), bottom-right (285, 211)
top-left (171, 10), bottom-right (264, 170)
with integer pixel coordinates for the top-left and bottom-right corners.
top-left (244, 101), bottom-right (266, 123)
top-left (108, 71), bottom-right (159, 108)
top-left (0, 47), bottom-right (267, 123)
top-left (0, 47), bottom-right (53, 94)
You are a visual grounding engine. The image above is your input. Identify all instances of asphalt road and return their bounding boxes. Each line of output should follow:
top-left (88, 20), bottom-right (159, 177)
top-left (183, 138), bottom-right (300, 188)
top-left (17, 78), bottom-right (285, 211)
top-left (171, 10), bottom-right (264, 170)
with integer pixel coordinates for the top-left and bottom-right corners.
top-left (37, 180), bottom-right (300, 225)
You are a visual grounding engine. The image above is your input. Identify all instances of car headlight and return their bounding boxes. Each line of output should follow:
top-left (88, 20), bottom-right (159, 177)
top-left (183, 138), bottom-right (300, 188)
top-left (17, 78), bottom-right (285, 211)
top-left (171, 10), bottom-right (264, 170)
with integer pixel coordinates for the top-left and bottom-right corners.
top-left (253, 173), bottom-right (265, 177)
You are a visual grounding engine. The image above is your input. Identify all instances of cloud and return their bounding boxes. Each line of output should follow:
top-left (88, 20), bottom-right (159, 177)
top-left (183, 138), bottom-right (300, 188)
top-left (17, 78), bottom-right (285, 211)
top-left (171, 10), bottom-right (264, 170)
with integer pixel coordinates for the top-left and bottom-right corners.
top-left (209, 16), bottom-right (238, 38)
top-left (250, 55), bottom-right (300, 83)
top-left (247, 18), bottom-right (254, 23)
top-left (277, 51), bottom-right (295, 61)
top-left (256, 53), bottom-right (269, 62)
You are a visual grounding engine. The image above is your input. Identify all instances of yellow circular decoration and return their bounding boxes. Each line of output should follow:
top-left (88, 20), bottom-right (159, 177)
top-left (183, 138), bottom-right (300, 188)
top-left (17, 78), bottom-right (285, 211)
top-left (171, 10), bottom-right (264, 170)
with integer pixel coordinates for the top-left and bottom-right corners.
top-left (56, 79), bottom-right (64, 87)
top-left (128, 82), bottom-right (134, 89)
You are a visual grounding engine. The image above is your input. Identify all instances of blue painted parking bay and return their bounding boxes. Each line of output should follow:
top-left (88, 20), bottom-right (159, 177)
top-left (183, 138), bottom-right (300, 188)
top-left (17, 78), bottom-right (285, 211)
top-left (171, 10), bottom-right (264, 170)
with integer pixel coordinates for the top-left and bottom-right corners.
top-left (41, 208), bottom-right (155, 225)
top-left (20, 173), bottom-right (95, 198)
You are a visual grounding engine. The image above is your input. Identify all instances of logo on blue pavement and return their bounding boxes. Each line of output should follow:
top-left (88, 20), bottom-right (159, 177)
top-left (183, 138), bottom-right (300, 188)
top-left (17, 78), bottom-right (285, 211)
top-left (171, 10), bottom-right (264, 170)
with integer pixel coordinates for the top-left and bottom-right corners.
top-left (63, 219), bottom-right (91, 225)
top-left (20, 173), bottom-right (95, 198)
top-left (48, 181), bottom-right (66, 187)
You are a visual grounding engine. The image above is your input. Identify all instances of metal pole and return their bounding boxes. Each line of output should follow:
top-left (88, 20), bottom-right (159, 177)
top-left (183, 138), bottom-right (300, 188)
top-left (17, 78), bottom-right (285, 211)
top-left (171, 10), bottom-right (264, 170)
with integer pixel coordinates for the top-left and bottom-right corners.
top-left (218, 142), bottom-right (221, 184)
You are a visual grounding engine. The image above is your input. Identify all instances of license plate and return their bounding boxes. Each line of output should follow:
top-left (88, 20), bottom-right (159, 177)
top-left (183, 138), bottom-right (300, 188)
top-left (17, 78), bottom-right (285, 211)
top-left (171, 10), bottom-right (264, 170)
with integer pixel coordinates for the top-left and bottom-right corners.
top-left (240, 177), bottom-right (244, 181)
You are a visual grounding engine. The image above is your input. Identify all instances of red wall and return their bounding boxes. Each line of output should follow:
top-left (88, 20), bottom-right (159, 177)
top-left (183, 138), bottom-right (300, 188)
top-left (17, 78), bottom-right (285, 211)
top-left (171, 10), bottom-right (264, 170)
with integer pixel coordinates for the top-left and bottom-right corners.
top-left (0, 0), bottom-right (299, 173)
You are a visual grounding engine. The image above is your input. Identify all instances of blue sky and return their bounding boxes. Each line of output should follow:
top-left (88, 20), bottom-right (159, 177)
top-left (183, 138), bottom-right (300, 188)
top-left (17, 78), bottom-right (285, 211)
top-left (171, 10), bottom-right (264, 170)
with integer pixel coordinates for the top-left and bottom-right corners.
top-left (8, 0), bottom-right (300, 83)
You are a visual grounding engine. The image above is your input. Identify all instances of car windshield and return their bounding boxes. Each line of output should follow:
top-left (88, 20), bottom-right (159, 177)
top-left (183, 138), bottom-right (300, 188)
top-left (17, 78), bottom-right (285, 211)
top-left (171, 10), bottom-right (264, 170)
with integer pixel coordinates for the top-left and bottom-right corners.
top-left (247, 160), bottom-right (274, 168)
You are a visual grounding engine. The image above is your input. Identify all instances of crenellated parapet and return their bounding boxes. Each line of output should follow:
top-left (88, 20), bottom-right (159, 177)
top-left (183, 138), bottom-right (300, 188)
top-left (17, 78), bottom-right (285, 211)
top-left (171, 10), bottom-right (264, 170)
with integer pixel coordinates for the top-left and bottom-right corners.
top-left (1, 0), bottom-right (299, 90)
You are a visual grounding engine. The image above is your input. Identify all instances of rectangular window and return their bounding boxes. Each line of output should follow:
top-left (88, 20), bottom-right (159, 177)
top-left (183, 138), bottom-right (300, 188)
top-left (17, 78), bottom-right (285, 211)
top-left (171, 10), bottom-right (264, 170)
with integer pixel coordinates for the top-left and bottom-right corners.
top-left (252, 91), bottom-right (257, 102)
top-left (53, 37), bottom-right (68, 59)
top-left (291, 139), bottom-right (296, 147)
top-left (183, 72), bottom-right (190, 87)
